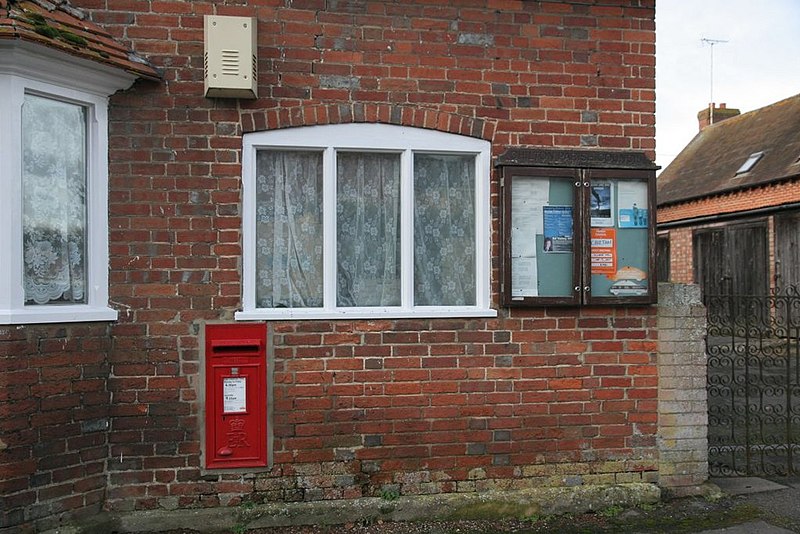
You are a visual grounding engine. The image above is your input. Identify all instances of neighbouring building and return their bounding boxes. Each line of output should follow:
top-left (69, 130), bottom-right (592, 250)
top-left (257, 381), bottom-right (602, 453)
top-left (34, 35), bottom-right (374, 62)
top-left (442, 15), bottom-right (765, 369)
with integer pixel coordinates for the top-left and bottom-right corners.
top-left (657, 97), bottom-right (800, 295)
top-left (0, 1), bottom-right (705, 532)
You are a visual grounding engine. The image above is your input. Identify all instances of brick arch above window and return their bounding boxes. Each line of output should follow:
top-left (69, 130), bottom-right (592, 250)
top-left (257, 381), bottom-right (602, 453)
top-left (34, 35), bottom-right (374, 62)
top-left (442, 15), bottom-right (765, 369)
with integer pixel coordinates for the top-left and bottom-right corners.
top-left (240, 104), bottom-right (497, 142)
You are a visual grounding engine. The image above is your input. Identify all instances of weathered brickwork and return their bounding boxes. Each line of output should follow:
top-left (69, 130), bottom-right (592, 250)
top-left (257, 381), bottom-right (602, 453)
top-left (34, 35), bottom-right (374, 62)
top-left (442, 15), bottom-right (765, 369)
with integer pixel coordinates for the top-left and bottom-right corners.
top-left (256, 311), bottom-right (660, 502)
top-left (660, 228), bottom-right (693, 284)
top-left (1, 0), bottom-right (662, 530)
top-left (0, 324), bottom-right (112, 532)
top-left (658, 180), bottom-right (800, 224)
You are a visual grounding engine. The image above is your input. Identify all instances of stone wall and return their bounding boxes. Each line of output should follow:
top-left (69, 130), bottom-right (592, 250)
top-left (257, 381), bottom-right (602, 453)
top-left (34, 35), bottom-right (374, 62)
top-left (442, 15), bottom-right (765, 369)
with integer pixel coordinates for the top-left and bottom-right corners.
top-left (656, 283), bottom-right (708, 494)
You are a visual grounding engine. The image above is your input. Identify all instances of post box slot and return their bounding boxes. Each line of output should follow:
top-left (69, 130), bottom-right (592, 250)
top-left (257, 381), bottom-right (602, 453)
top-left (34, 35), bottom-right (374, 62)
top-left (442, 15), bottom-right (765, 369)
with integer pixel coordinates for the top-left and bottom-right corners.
top-left (211, 339), bottom-right (262, 354)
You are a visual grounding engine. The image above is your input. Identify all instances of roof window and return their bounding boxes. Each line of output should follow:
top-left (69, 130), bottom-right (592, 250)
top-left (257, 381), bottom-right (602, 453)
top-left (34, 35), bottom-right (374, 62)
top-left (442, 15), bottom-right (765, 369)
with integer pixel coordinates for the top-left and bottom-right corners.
top-left (735, 151), bottom-right (764, 174)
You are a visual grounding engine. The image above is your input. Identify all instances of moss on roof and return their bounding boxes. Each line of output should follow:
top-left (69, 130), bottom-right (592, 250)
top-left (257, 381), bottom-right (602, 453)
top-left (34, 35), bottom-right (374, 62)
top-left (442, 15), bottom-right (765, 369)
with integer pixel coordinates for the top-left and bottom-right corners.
top-left (0, 0), bottom-right (160, 81)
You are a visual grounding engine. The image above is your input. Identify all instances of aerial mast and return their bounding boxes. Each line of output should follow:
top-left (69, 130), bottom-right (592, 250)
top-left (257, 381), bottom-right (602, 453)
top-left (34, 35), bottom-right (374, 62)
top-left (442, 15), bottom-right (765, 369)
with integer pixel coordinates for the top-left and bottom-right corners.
top-left (701, 37), bottom-right (729, 124)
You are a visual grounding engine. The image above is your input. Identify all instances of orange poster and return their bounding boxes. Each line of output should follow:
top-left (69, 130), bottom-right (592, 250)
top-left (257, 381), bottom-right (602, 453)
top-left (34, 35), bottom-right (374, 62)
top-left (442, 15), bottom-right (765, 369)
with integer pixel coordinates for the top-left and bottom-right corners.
top-left (590, 227), bottom-right (616, 276)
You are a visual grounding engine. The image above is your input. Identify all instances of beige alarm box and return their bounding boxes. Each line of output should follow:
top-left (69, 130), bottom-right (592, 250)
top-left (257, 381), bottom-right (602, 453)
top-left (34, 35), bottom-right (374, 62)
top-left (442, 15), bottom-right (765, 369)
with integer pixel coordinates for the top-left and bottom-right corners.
top-left (204, 15), bottom-right (257, 99)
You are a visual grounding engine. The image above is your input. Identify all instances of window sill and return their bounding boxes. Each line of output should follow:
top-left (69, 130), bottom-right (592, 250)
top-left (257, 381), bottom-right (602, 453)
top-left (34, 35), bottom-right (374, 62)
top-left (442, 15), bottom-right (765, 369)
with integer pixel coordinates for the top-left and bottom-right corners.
top-left (235, 307), bottom-right (498, 321)
top-left (0, 305), bottom-right (118, 325)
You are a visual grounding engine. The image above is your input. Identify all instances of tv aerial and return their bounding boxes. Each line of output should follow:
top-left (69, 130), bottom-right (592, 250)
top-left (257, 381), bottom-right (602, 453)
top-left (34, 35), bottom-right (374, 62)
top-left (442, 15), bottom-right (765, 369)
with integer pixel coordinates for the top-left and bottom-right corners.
top-left (701, 37), bottom-right (729, 106)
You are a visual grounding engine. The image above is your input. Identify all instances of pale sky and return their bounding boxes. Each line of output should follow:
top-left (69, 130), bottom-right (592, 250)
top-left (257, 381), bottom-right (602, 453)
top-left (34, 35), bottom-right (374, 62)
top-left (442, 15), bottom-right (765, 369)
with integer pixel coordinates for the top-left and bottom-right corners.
top-left (655, 0), bottom-right (800, 171)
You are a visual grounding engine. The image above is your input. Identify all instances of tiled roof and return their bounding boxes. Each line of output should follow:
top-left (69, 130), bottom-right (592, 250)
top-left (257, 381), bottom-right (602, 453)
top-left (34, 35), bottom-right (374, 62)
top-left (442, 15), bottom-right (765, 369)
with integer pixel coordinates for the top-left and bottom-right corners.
top-left (657, 93), bottom-right (800, 206)
top-left (0, 0), bottom-right (160, 81)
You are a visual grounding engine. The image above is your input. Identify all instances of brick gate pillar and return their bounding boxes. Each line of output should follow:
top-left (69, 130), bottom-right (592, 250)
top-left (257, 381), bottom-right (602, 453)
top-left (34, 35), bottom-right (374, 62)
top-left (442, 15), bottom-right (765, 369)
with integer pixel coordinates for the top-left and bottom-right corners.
top-left (656, 283), bottom-right (709, 495)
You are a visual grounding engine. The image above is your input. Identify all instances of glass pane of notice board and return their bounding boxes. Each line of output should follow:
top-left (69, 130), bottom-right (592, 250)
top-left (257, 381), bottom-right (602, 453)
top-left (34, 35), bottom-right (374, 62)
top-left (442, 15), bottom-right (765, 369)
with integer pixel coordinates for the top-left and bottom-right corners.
top-left (510, 175), bottom-right (577, 299)
top-left (588, 177), bottom-right (650, 299)
top-left (505, 172), bottom-right (653, 305)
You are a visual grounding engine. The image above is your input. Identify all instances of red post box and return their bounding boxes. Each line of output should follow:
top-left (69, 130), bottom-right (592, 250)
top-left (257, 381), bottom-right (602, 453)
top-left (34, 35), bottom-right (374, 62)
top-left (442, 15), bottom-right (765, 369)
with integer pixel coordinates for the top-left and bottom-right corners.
top-left (204, 323), bottom-right (268, 469)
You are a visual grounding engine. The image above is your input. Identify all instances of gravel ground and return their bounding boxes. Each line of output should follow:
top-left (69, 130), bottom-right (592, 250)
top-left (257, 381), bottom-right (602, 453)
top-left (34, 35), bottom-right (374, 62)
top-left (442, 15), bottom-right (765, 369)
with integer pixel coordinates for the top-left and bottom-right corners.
top-left (148, 492), bottom-right (800, 534)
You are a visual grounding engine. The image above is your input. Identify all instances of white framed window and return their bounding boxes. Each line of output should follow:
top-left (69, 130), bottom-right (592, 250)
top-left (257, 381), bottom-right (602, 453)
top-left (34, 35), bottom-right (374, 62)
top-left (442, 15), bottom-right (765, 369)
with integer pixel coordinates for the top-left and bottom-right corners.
top-left (0, 44), bottom-right (134, 324)
top-left (237, 124), bottom-right (496, 320)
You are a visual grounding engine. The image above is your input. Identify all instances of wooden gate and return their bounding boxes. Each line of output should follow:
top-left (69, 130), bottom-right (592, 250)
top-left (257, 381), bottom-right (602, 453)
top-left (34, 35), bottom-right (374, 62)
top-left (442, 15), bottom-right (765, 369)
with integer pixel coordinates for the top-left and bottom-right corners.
top-left (693, 221), bottom-right (769, 299)
top-left (776, 212), bottom-right (800, 291)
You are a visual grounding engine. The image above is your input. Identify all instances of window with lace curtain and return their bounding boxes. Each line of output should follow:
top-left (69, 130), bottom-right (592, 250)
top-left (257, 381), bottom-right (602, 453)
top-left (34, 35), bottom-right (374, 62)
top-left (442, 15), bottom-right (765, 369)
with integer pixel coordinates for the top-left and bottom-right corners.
top-left (237, 124), bottom-right (496, 320)
top-left (22, 94), bottom-right (88, 306)
top-left (0, 52), bottom-right (120, 325)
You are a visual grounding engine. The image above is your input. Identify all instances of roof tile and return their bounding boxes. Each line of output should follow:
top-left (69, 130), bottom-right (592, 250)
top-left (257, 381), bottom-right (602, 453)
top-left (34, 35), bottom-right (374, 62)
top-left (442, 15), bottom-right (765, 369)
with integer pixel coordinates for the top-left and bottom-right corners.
top-left (0, 0), bottom-right (160, 81)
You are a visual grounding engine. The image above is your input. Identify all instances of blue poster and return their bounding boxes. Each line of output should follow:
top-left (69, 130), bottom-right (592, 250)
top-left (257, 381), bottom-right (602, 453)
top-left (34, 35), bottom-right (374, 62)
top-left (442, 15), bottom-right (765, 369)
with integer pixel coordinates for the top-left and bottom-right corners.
top-left (618, 207), bottom-right (648, 228)
top-left (617, 181), bottom-right (648, 228)
top-left (543, 205), bottom-right (573, 253)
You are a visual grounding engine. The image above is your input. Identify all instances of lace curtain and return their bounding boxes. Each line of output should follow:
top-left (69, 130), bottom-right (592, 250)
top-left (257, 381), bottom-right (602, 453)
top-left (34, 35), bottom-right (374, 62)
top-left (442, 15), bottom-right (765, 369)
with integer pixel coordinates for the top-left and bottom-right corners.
top-left (337, 153), bottom-right (401, 307)
top-left (255, 150), bottom-right (475, 308)
top-left (256, 151), bottom-right (324, 307)
top-left (414, 154), bottom-right (476, 306)
top-left (22, 94), bottom-right (87, 305)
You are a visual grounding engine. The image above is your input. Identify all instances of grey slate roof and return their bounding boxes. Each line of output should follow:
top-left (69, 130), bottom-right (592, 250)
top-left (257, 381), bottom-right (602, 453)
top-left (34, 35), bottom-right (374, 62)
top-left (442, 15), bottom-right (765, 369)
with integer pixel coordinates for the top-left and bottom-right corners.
top-left (657, 93), bottom-right (800, 206)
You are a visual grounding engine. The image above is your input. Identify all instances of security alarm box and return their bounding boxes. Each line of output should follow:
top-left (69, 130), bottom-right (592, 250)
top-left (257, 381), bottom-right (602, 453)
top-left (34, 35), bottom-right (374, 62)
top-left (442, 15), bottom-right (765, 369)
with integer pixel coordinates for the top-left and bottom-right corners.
top-left (204, 15), bottom-right (257, 99)
top-left (204, 323), bottom-right (267, 469)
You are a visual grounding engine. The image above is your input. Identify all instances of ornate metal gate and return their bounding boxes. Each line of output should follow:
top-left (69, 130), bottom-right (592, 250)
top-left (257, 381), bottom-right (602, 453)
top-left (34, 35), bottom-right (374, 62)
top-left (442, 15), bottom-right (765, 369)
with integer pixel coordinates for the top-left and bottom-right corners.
top-left (706, 286), bottom-right (800, 476)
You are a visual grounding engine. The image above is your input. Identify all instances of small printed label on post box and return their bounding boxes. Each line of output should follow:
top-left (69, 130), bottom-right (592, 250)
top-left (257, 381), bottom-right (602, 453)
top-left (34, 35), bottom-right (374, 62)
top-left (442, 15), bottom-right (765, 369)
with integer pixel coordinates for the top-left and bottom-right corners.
top-left (223, 376), bottom-right (247, 413)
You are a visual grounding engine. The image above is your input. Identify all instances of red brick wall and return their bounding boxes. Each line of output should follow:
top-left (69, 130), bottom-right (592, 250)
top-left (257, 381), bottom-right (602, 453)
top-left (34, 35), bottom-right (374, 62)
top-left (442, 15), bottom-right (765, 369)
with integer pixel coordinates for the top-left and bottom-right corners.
top-left (659, 180), bottom-right (800, 224)
top-left (260, 310), bottom-right (658, 503)
top-left (0, 324), bottom-right (111, 532)
top-left (4, 0), bottom-right (657, 525)
top-left (663, 228), bottom-right (693, 284)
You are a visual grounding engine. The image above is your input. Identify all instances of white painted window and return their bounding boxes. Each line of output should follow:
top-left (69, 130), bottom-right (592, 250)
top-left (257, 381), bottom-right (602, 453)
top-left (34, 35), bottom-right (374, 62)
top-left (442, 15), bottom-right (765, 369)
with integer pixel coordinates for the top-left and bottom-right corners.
top-left (238, 124), bottom-right (496, 320)
top-left (0, 44), bottom-right (134, 324)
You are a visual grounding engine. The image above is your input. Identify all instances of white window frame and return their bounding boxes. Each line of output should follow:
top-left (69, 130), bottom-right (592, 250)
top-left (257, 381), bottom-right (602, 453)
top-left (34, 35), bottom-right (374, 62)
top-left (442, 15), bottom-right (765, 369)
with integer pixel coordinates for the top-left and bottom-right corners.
top-left (0, 43), bottom-right (136, 324)
top-left (237, 123), bottom-right (496, 320)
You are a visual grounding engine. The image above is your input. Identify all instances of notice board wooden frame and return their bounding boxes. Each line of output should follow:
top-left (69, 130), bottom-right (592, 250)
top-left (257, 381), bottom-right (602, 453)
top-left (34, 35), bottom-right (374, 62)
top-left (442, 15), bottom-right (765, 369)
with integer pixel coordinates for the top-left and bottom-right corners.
top-left (497, 148), bottom-right (658, 307)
